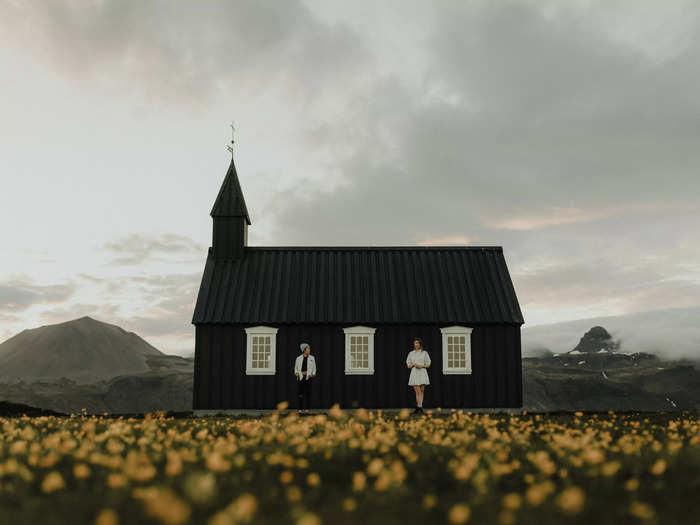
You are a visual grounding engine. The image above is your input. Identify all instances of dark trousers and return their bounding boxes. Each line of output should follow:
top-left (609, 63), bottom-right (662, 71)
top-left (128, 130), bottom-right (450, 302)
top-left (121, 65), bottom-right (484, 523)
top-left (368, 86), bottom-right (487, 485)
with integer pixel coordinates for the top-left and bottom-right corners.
top-left (297, 378), bottom-right (313, 409)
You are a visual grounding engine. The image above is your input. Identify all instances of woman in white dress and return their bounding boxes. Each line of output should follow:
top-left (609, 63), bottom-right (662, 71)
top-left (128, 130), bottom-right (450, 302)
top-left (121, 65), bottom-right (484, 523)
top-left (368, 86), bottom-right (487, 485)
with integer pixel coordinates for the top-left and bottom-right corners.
top-left (406, 337), bottom-right (431, 413)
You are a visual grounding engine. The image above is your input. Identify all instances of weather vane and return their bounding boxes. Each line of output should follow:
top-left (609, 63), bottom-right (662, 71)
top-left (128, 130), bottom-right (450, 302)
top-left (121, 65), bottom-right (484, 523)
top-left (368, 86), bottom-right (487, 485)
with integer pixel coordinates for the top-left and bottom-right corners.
top-left (226, 121), bottom-right (235, 156)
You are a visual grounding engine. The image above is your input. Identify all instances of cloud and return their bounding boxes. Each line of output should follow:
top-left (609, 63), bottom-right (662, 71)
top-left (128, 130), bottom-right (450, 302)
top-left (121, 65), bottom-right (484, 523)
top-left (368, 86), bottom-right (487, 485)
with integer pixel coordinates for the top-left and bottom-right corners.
top-left (29, 272), bottom-right (201, 354)
top-left (416, 235), bottom-right (473, 246)
top-left (0, 0), bottom-right (367, 109)
top-left (513, 257), bottom-right (700, 319)
top-left (2, 0), bottom-right (700, 340)
top-left (256, 2), bottom-right (700, 320)
top-left (39, 303), bottom-right (121, 325)
top-left (76, 273), bottom-right (105, 284)
top-left (112, 272), bottom-right (200, 339)
top-left (102, 233), bottom-right (204, 265)
top-left (107, 272), bottom-right (201, 353)
top-left (265, 11), bottom-right (700, 241)
top-left (0, 277), bottom-right (75, 312)
top-left (523, 305), bottom-right (700, 360)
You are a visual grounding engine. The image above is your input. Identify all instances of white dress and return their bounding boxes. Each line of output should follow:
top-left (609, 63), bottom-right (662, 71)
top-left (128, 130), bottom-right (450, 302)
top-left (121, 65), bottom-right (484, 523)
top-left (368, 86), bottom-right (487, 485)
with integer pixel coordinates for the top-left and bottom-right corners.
top-left (406, 350), bottom-right (431, 386)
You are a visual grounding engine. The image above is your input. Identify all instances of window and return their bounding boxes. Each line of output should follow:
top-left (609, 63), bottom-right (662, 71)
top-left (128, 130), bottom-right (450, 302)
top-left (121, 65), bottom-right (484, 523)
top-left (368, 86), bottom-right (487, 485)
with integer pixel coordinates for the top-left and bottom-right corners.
top-left (244, 326), bottom-right (278, 375)
top-left (440, 326), bottom-right (473, 374)
top-left (343, 326), bottom-right (376, 374)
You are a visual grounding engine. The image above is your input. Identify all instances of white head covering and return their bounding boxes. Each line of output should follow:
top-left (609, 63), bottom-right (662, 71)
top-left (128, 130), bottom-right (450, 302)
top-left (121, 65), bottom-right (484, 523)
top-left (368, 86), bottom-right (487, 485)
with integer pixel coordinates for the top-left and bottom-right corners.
top-left (300, 342), bottom-right (310, 352)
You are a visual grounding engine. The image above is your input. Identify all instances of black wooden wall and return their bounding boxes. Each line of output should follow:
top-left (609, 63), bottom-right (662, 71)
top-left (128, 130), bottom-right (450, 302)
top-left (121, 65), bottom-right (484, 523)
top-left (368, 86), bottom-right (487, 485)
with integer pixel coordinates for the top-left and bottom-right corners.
top-left (192, 323), bottom-right (522, 409)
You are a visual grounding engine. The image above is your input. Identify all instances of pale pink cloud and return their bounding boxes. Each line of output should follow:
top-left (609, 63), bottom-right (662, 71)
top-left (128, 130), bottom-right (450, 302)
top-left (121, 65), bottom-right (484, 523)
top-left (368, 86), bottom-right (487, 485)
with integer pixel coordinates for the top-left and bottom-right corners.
top-left (489, 202), bottom-right (689, 231)
top-left (415, 235), bottom-right (473, 246)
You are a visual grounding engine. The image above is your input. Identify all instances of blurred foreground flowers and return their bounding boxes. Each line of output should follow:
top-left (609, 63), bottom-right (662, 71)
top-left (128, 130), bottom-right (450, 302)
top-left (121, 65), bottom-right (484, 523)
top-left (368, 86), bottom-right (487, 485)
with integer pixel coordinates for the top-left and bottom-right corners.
top-left (0, 408), bottom-right (698, 524)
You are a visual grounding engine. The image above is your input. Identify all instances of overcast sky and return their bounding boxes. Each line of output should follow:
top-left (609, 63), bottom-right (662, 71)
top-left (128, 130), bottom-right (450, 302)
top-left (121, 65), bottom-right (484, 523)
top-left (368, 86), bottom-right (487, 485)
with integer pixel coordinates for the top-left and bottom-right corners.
top-left (1, 0), bottom-right (699, 356)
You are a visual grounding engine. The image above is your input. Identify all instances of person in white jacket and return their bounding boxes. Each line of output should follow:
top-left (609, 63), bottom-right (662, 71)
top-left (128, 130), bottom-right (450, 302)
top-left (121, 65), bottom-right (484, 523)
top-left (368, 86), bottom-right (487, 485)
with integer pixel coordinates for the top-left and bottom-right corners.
top-left (294, 343), bottom-right (316, 413)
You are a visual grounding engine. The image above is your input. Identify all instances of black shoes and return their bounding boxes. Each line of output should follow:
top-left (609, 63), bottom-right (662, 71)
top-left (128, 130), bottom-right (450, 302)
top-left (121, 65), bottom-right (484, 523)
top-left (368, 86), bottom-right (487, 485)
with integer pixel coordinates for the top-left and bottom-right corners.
top-left (413, 407), bottom-right (424, 414)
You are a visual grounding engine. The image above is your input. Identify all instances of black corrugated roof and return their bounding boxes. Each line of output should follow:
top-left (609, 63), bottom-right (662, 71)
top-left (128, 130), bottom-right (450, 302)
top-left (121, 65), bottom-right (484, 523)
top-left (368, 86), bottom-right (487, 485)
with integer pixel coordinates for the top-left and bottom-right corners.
top-left (192, 246), bottom-right (524, 325)
top-left (210, 158), bottom-right (251, 224)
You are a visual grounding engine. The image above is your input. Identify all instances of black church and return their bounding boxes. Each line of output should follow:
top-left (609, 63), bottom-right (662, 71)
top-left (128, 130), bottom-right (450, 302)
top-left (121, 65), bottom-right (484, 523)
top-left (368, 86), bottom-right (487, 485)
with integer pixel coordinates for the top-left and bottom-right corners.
top-left (192, 153), bottom-right (524, 410)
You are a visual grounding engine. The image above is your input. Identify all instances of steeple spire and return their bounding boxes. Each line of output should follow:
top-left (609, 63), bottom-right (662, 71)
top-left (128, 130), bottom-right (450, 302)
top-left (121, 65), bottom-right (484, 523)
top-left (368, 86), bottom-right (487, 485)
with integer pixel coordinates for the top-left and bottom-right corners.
top-left (210, 156), bottom-right (251, 224)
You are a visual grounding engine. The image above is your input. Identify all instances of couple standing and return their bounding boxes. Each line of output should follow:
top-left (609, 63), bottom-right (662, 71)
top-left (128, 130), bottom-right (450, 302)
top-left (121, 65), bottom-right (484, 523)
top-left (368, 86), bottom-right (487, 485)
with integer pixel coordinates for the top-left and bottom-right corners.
top-left (293, 338), bottom-right (431, 414)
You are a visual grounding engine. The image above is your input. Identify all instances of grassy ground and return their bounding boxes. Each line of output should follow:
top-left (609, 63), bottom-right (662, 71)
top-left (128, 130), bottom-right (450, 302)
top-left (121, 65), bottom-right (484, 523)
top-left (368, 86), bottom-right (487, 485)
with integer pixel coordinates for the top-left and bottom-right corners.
top-left (0, 408), bottom-right (698, 524)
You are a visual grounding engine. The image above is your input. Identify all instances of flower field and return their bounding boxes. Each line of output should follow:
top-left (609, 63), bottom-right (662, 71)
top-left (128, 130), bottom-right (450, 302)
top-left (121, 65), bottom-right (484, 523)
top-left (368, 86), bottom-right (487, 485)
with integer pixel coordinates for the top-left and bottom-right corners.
top-left (0, 407), bottom-right (698, 525)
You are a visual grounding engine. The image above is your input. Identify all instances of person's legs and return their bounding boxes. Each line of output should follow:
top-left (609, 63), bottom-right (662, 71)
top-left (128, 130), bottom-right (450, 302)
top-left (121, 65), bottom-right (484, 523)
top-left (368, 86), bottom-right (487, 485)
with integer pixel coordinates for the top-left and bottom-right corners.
top-left (418, 385), bottom-right (425, 408)
top-left (412, 386), bottom-right (420, 410)
top-left (297, 379), bottom-right (305, 411)
top-left (304, 378), bottom-right (312, 411)
top-left (301, 382), bottom-right (306, 411)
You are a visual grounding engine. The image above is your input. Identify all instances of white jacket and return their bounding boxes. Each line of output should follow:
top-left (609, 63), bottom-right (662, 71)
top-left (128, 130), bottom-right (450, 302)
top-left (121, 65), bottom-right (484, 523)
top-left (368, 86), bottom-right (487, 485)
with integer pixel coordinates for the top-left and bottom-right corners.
top-left (294, 354), bottom-right (317, 380)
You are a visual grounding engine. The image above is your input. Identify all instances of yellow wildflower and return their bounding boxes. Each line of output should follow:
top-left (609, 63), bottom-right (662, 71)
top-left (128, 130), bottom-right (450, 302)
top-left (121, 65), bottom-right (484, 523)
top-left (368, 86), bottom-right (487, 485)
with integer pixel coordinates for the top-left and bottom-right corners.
top-left (366, 458), bottom-right (384, 477)
top-left (297, 512), bottom-right (321, 525)
top-left (10, 440), bottom-right (27, 455)
top-left (205, 452), bottom-right (231, 472)
top-left (107, 473), bottom-right (128, 489)
top-left (556, 486), bottom-right (586, 514)
top-left (132, 486), bottom-right (191, 525)
top-left (329, 404), bottom-right (344, 419)
top-left (349, 471), bottom-right (366, 492)
top-left (624, 478), bottom-right (639, 491)
top-left (600, 461), bottom-right (621, 477)
top-left (73, 463), bottom-right (92, 479)
top-left (280, 470), bottom-right (294, 484)
top-left (41, 471), bottom-right (66, 493)
top-left (501, 493), bottom-right (522, 510)
top-left (122, 451), bottom-right (156, 481)
top-left (211, 493), bottom-right (257, 524)
top-left (448, 503), bottom-right (471, 524)
top-left (525, 481), bottom-right (556, 506)
top-left (165, 451), bottom-right (183, 477)
top-left (629, 501), bottom-right (656, 520)
top-left (650, 459), bottom-right (667, 475)
top-left (94, 509), bottom-right (119, 525)
top-left (373, 471), bottom-right (392, 491)
top-left (307, 472), bottom-right (321, 487)
top-left (183, 472), bottom-right (217, 504)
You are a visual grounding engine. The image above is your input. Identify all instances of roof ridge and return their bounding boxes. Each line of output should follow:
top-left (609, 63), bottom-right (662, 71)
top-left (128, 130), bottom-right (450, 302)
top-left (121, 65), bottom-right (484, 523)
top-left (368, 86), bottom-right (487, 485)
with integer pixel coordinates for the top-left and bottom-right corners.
top-left (242, 246), bottom-right (503, 251)
top-left (193, 244), bottom-right (523, 324)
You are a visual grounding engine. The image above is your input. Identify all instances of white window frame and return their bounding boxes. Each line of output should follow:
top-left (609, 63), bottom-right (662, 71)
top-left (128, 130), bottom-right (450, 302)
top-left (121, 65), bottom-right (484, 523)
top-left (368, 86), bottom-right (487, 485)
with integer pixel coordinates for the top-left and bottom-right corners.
top-left (343, 326), bottom-right (376, 375)
top-left (440, 326), bottom-right (473, 374)
top-left (244, 325), bottom-right (279, 375)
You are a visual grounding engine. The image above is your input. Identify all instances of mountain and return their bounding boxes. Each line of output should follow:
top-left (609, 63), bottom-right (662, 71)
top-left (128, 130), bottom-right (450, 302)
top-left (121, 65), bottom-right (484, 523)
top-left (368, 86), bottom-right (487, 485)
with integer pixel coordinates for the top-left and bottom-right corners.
top-left (0, 316), bottom-right (165, 383)
top-left (568, 326), bottom-right (620, 354)
top-left (522, 306), bottom-right (700, 359)
top-left (523, 324), bottom-right (700, 411)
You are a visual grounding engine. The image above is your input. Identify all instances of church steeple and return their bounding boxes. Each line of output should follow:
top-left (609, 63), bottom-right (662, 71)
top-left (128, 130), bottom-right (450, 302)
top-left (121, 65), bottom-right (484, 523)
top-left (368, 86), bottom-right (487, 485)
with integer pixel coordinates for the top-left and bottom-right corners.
top-left (210, 156), bottom-right (251, 224)
top-left (211, 155), bottom-right (251, 260)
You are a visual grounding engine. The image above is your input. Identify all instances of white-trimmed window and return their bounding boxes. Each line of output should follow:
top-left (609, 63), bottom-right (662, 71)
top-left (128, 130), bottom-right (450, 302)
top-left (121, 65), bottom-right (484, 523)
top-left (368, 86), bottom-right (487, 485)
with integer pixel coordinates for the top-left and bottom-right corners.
top-left (244, 326), bottom-right (278, 375)
top-left (343, 326), bottom-right (376, 375)
top-left (440, 326), bottom-right (473, 374)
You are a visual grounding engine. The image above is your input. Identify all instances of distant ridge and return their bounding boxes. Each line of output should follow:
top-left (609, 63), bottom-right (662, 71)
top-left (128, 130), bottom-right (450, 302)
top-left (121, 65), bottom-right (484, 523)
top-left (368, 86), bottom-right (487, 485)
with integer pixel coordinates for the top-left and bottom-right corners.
top-left (0, 316), bottom-right (164, 383)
